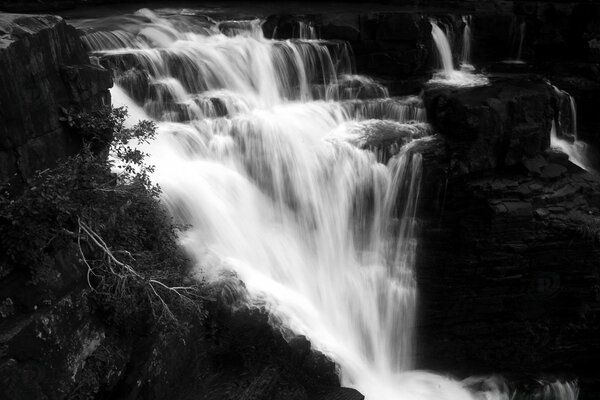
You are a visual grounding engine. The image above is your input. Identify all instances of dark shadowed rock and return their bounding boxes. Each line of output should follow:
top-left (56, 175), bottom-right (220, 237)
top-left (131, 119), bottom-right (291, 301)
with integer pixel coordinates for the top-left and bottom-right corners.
top-left (417, 78), bottom-right (600, 399)
top-left (424, 75), bottom-right (557, 173)
top-left (318, 387), bottom-right (365, 400)
top-left (0, 13), bottom-right (112, 185)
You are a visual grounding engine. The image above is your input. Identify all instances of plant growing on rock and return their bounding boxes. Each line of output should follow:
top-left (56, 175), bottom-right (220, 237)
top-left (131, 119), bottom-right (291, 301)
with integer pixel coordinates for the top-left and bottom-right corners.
top-left (0, 107), bottom-right (205, 331)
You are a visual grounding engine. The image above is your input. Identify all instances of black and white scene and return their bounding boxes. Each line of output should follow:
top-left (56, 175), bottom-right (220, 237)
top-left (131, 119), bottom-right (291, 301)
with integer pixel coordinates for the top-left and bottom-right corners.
top-left (0, 0), bottom-right (599, 399)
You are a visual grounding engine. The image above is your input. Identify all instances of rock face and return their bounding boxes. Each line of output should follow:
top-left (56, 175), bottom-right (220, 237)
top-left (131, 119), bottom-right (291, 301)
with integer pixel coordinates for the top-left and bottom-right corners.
top-left (417, 76), bottom-right (600, 399)
top-left (0, 283), bottom-right (347, 400)
top-left (262, 12), bottom-right (433, 94)
top-left (423, 76), bottom-right (556, 173)
top-left (0, 13), bottom-right (112, 185)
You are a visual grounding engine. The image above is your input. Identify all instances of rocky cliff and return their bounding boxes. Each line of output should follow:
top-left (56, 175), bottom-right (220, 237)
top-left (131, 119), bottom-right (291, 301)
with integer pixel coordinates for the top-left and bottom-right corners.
top-left (417, 76), bottom-right (600, 399)
top-left (0, 13), bottom-right (112, 185)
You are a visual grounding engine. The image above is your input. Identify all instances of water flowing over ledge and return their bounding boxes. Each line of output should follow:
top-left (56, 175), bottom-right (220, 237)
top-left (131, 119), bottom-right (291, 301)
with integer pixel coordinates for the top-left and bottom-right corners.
top-left (428, 19), bottom-right (488, 88)
top-left (86, 8), bottom-right (580, 400)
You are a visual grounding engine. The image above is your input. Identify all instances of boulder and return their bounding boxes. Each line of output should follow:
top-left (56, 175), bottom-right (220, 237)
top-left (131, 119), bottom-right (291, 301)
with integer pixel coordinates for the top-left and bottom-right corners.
top-left (0, 13), bottom-right (112, 185)
top-left (423, 75), bottom-right (557, 173)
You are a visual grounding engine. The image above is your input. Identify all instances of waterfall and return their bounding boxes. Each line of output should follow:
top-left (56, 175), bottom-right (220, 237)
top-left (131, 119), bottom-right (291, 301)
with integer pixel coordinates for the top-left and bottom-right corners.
top-left (298, 21), bottom-right (318, 39)
top-left (551, 86), bottom-right (592, 171)
top-left (460, 16), bottom-right (472, 67)
top-left (79, 8), bottom-right (578, 400)
top-left (430, 20), bottom-right (454, 74)
top-left (569, 94), bottom-right (577, 138)
top-left (505, 19), bottom-right (526, 64)
top-left (551, 120), bottom-right (588, 171)
top-left (429, 19), bottom-right (488, 87)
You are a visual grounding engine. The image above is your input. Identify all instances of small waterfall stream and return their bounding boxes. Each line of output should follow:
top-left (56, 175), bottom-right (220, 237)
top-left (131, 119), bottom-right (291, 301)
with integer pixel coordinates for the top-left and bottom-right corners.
top-left (431, 21), bottom-right (455, 74)
top-left (551, 86), bottom-right (593, 171)
top-left (77, 8), bottom-right (579, 400)
top-left (460, 16), bottom-right (472, 68)
top-left (428, 19), bottom-right (488, 87)
top-left (505, 19), bottom-right (527, 64)
top-left (515, 20), bottom-right (526, 62)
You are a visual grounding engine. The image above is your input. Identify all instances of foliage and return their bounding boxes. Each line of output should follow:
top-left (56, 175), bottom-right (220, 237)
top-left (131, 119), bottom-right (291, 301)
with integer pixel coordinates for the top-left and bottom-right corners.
top-left (0, 107), bottom-right (205, 331)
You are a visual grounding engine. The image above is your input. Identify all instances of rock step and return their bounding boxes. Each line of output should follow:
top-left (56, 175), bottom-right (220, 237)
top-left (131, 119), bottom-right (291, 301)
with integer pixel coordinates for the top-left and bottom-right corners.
top-left (341, 97), bottom-right (425, 122)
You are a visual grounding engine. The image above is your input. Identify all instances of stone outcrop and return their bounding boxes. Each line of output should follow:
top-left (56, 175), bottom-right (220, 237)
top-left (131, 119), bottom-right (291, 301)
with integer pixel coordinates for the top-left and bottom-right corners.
top-left (423, 75), bottom-right (556, 173)
top-left (0, 283), bottom-right (348, 400)
top-left (417, 76), bottom-right (600, 399)
top-left (0, 13), bottom-right (112, 185)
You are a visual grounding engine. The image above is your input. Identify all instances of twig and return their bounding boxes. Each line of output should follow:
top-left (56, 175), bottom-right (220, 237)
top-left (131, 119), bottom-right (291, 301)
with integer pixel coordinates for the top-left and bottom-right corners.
top-left (76, 217), bottom-right (203, 323)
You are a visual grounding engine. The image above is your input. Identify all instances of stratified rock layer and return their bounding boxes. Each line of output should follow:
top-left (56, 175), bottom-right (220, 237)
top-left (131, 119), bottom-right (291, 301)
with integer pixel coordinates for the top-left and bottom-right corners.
top-left (0, 13), bottom-right (112, 184)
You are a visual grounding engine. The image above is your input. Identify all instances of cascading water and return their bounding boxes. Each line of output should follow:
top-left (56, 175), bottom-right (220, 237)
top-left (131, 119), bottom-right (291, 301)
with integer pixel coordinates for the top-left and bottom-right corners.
top-left (460, 16), bottom-right (472, 68)
top-left (505, 19), bottom-right (526, 64)
top-left (551, 86), bottom-right (593, 171)
top-left (77, 8), bottom-right (579, 400)
top-left (428, 19), bottom-right (488, 87)
top-left (430, 20), bottom-right (454, 74)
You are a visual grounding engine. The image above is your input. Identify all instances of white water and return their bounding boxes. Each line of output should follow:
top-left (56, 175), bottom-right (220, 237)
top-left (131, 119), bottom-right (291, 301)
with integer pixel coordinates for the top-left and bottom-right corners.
top-left (88, 8), bottom-right (578, 400)
top-left (429, 20), bottom-right (488, 87)
top-left (551, 86), bottom-right (592, 171)
top-left (551, 122), bottom-right (591, 171)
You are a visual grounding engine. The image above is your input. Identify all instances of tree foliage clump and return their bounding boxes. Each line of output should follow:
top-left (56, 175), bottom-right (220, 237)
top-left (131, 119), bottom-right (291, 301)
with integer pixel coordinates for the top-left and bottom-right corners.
top-left (0, 106), bottom-right (205, 331)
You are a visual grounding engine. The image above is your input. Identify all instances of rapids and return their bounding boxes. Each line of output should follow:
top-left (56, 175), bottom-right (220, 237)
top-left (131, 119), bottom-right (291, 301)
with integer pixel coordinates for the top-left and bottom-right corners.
top-left (78, 8), bottom-right (578, 400)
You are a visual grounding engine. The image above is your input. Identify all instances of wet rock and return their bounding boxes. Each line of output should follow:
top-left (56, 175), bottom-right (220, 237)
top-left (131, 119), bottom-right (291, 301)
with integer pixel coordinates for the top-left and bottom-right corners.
top-left (347, 120), bottom-right (430, 162)
top-left (115, 68), bottom-right (150, 104)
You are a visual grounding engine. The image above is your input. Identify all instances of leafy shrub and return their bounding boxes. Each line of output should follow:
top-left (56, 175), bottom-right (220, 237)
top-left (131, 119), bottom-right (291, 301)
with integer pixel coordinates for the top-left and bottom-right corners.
top-left (0, 107), bottom-right (205, 331)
